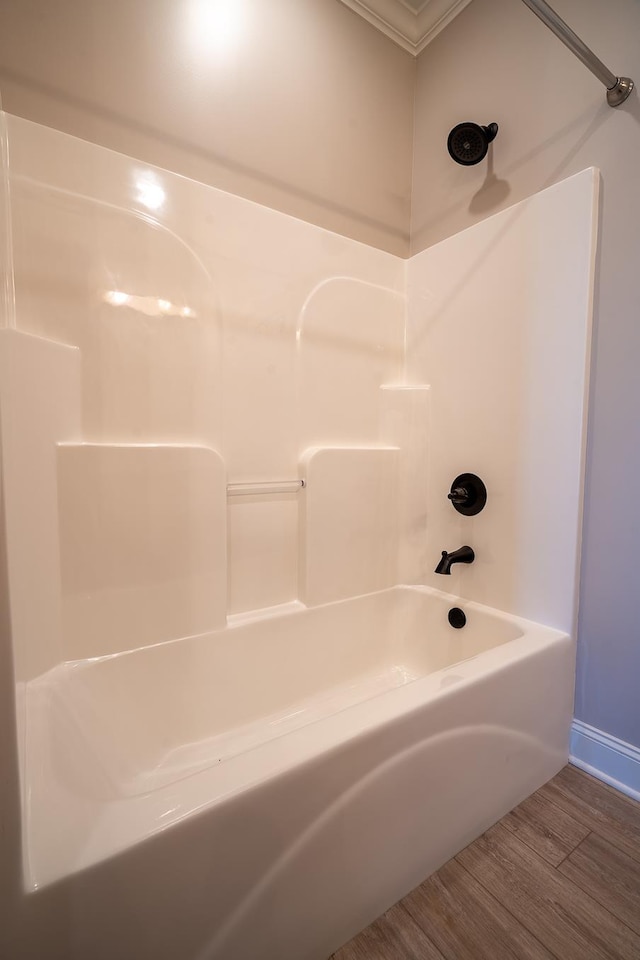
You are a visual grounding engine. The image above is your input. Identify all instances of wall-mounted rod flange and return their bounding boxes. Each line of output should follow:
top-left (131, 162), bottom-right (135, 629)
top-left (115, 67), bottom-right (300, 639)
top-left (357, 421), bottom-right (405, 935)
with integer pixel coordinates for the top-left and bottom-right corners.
top-left (520, 0), bottom-right (634, 107)
top-left (607, 77), bottom-right (634, 107)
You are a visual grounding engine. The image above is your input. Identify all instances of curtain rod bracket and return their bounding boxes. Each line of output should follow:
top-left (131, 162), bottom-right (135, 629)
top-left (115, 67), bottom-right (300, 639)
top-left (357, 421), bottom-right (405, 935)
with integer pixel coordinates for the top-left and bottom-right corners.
top-left (607, 77), bottom-right (634, 108)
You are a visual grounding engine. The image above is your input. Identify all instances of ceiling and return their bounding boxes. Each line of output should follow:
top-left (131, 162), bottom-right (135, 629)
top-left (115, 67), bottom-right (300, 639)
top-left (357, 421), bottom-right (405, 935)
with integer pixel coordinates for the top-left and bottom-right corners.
top-left (338, 0), bottom-right (472, 55)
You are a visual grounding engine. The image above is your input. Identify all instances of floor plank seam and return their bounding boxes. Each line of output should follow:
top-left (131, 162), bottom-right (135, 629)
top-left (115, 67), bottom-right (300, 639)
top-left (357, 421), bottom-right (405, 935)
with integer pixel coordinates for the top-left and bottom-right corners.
top-left (456, 825), bottom-right (640, 959)
top-left (562, 885), bottom-right (640, 944)
top-left (541, 779), bottom-right (640, 866)
top-left (395, 901), bottom-right (447, 959)
top-left (535, 787), bottom-right (600, 839)
top-left (500, 819), bottom-right (586, 870)
top-left (334, 769), bottom-right (640, 960)
top-left (451, 854), bottom-right (564, 960)
top-left (460, 823), bottom-right (640, 960)
top-left (552, 829), bottom-right (594, 869)
top-left (596, 832), bottom-right (640, 868)
top-left (556, 844), bottom-right (640, 941)
top-left (569, 821), bottom-right (640, 869)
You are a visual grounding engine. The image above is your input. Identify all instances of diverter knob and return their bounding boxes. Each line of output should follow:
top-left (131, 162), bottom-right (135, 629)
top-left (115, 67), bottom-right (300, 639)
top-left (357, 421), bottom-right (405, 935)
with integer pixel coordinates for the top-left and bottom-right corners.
top-left (447, 473), bottom-right (487, 516)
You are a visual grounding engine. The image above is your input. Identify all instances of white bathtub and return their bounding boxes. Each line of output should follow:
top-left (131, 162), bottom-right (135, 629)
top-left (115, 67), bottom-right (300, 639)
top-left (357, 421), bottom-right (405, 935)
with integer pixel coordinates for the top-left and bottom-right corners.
top-left (23, 584), bottom-right (573, 960)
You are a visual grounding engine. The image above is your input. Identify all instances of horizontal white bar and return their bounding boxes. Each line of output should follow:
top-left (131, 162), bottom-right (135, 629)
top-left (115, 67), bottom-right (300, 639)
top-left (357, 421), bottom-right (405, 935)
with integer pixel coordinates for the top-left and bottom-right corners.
top-left (227, 479), bottom-right (305, 497)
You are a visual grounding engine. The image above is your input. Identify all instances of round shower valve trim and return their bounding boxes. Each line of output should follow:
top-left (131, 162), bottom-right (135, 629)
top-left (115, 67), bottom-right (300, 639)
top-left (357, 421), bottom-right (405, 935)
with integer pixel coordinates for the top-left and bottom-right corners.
top-left (447, 473), bottom-right (487, 516)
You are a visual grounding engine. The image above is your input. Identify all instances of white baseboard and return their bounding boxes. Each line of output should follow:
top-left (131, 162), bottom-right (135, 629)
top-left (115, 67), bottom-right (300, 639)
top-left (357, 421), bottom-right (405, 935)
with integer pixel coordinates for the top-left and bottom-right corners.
top-left (570, 720), bottom-right (640, 802)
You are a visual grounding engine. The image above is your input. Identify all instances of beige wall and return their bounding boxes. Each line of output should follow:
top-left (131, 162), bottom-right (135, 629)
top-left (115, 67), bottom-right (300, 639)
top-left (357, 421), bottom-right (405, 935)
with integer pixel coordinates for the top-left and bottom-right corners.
top-left (412, 0), bottom-right (640, 748)
top-left (0, 0), bottom-right (414, 255)
top-left (411, 0), bottom-right (639, 252)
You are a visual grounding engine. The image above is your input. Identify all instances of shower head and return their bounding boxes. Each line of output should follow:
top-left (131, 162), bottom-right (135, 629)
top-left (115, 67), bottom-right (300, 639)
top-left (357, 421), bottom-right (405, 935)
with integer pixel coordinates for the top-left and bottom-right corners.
top-left (447, 122), bottom-right (498, 165)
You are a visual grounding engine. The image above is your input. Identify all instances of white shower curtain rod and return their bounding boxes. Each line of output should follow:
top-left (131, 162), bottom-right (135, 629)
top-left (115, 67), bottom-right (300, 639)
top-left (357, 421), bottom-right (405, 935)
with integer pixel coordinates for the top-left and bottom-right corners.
top-left (520, 0), bottom-right (633, 106)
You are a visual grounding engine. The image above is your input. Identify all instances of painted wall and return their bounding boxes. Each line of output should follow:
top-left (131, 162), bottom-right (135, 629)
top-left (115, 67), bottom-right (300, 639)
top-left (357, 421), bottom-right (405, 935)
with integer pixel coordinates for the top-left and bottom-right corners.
top-left (411, 0), bottom-right (640, 749)
top-left (0, 0), bottom-right (414, 255)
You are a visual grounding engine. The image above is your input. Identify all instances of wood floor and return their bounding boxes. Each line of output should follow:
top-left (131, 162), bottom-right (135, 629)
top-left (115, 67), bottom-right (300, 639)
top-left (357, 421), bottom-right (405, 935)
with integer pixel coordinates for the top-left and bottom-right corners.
top-left (331, 764), bottom-right (640, 960)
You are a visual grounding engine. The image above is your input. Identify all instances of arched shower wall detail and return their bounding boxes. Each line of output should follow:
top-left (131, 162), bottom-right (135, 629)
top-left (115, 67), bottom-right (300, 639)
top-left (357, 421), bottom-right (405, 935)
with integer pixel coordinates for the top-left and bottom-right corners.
top-left (0, 113), bottom-right (597, 960)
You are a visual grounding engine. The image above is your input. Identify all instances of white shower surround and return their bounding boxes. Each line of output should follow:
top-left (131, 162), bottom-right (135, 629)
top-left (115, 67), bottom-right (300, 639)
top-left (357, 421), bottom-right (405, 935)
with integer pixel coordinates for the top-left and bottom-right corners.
top-left (0, 112), bottom-right (597, 960)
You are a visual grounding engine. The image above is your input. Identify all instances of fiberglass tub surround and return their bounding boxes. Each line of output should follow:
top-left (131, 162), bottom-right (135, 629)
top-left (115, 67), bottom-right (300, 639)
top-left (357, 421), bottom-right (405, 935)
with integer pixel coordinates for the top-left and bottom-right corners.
top-left (0, 112), bottom-right (597, 960)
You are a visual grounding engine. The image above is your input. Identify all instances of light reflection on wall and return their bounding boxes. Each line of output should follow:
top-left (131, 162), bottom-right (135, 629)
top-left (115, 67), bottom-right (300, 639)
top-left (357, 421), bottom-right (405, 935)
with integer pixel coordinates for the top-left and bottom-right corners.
top-left (186, 0), bottom-right (247, 56)
top-left (103, 290), bottom-right (196, 319)
top-left (134, 173), bottom-right (166, 212)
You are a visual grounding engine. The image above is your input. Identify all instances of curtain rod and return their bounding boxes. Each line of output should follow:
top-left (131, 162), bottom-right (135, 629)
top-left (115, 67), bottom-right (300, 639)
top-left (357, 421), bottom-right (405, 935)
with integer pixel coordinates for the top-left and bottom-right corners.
top-left (520, 0), bottom-right (633, 106)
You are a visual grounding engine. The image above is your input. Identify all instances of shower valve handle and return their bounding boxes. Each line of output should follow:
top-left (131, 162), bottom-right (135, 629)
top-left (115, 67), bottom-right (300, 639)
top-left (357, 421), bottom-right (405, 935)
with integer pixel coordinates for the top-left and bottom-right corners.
top-left (448, 487), bottom-right (469, 506)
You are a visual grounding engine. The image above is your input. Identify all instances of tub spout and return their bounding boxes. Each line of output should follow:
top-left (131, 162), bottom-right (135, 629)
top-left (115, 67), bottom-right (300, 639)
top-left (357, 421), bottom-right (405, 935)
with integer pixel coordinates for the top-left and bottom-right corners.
top-left (435, 545), bottom-right (475, 575)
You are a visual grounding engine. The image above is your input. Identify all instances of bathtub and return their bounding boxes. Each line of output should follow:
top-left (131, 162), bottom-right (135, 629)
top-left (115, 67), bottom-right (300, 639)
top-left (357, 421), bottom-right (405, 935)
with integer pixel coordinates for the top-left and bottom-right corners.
top-left (23, 584), bottom-right (573, 960)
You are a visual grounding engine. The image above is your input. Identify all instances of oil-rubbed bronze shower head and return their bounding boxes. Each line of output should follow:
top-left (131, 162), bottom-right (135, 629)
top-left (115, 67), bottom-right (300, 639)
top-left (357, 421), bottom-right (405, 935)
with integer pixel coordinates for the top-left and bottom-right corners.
top-left (447, 122), bottom-right (498, 165)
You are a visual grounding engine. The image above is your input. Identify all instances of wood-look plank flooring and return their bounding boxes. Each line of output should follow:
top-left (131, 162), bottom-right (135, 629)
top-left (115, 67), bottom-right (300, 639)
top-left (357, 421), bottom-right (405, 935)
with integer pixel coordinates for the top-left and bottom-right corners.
top-left (332, 765), bottom-right (640, 960)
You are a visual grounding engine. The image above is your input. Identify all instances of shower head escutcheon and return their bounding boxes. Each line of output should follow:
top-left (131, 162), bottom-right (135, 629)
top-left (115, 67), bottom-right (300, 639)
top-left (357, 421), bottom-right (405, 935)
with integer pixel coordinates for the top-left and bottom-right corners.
top-left (447, 122), bottom-right (498, 165)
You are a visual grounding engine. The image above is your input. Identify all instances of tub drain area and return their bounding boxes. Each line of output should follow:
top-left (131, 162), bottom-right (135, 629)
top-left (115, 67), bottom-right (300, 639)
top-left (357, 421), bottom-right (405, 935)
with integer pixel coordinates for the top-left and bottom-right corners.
top-left (448, 607), bottom-right (467, 629)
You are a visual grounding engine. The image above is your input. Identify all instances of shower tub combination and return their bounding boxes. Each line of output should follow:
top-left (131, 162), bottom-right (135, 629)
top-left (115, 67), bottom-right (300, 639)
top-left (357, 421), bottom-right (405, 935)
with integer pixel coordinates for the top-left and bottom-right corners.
top-left (0, 113), bottom-right (596, 960)
top-left (26, 584), bottom-right (573, 960)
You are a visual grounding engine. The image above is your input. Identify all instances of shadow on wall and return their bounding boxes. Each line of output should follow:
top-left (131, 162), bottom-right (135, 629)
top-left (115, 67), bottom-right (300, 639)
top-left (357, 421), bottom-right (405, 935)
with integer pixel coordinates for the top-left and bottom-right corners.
top-left (468, 145), bottom-right (511, 216)
top-left (0, 68), bottom-right (410, 251)
top-left (415, 98), bottom-right (613, 250)
top-left (625, 89), bottom-right (640, 126)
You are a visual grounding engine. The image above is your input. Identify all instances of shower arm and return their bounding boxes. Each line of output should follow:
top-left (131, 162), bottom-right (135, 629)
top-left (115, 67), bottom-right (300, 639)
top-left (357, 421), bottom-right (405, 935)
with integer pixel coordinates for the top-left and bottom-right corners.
top-left (519, 0), bottom-right (634, 106)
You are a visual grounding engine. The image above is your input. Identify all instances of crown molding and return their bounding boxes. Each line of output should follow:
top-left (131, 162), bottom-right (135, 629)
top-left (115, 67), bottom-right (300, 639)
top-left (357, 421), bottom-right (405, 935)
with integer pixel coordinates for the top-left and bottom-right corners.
top-left (339, 0), bottom-right (473, 55)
